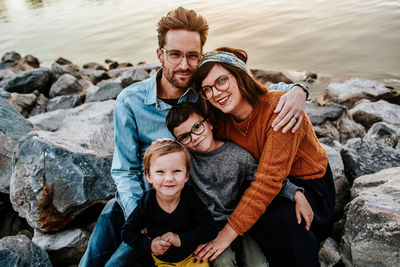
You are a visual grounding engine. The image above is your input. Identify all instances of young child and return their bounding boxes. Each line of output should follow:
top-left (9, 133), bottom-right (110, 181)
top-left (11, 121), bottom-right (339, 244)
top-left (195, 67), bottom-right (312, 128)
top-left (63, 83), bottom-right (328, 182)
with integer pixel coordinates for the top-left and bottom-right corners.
top-left (166, 102), bottom-right (314, 266)
top-left (121, 139), bottom-right (218, 267)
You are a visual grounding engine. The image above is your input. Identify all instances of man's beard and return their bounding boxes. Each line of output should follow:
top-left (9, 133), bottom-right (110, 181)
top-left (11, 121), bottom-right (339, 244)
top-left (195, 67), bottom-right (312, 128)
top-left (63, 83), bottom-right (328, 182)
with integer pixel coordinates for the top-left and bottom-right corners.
top-left (164, 67), bottom-right (194, 90)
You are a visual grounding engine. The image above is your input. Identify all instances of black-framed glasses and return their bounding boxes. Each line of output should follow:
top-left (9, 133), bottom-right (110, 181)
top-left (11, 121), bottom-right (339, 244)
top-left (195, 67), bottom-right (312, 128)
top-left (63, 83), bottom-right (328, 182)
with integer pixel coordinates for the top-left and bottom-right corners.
top-left (176, 119), bottom-right (207, 145)
top-left (160, 48), bottom-right (202, 66)
top-left (200, 74), bottom-right (232, 99)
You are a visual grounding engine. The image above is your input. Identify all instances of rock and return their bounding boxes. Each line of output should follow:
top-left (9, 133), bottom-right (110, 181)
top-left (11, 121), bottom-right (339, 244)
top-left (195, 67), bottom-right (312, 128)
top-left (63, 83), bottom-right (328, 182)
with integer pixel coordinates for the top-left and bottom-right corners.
top-left (50, 62), bottom-right (81, 82)
top-left (47, 95), bottom-right (82, 112)
top-left (0, 68), bottom-right (15, 81)
top-left (0, 193), bottom-right (30, 239)
top-left (84, 85), bottom-right (99, 100)
top-left (105, 59), bottom-right (133, 70)
top-left (251, 69), bottom-right (293, 84)
top-left (323, 78), bottom-right (397, 108)
top-left (319, 237), bottom-right (341, 267)
top-left (337, 116), bottom-right (366, 144)
top-left (2, 68), bottom-right (51, 94)
top-left (33, 228), bottom-right (90, 266)
top-left (349, 99), bottom-right (400, 129)
top-left (10, 131), bottom-right (116, 232)
top-left (312, 120), bottom-right (340, 141)
top-left (86, 82), bottom-right (122, 102)
top-left (117, 68), bottom-right (150, 88)
top-left (55, 57), bottom-right (73, 65)
top-left (1, 51), bottom-right (22, 64)
top-left (10, 92), bottom-right (37, 118)
top-left (319, 138), bottom-right (343, 152)
top-left (322, 144), bottom-right (350, 217)
top-left (305, 102), bottom-right (346, 125)
top-left (24, 55), bottom-right (40, 68)
top-left (0, 235), bottom-right (52, 267)
top-left (341, 138), bottom-right (400, 183)
top-left (29, 94), bottom-right (49, 117)
top-left (83, 62), bottom-right (107, 71)
top-left (107, 66), bottom-right (136, 79)
top-left (0, 93), bottom-right (32, 194)
top-left (340, 167), bottom-right (400, 267)
top-left (49, 73), bottom-right (83, 98)
top-left (28, 100), bottom-right (115, 155)
top-left (363, 122), bottom-right (400, 148)
top-left (80, 68), bottom-right (109, 85)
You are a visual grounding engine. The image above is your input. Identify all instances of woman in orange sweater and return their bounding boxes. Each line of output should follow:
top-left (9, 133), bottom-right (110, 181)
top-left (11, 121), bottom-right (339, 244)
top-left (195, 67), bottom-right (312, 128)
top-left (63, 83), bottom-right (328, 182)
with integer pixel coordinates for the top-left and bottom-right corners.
top-left (193, 47), bottom-right (335, 266)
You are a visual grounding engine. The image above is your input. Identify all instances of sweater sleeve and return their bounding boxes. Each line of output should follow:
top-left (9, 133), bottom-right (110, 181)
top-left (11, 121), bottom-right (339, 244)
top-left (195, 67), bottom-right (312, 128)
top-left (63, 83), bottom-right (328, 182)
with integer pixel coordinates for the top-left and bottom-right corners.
top-left (121, 194), bottom-right (152, 254)
top-left (178, 188), bottom-right (218, 247)
top-left (227, 117), bottom-right (306, 235)
top-left (278, 179), bottom-right (304, 201)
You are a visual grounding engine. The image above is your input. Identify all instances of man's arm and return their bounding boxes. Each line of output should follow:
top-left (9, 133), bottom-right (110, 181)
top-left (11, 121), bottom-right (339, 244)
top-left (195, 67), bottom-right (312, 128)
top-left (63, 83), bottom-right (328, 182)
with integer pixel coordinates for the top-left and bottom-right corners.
top-left (111, 99), bottom-right (146, 218)
top-left (269, 82), bottom-right (309, 134)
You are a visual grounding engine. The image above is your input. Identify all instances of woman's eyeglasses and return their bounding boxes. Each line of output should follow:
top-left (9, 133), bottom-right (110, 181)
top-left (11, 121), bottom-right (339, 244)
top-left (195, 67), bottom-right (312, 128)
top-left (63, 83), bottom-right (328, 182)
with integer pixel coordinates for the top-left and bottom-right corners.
top-left (200, 74), bottom-right (232, 99)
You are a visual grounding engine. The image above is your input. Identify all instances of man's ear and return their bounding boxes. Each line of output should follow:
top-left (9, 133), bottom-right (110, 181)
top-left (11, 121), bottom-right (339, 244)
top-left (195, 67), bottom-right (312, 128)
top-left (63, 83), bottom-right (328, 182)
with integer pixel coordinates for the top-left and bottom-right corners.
top-left (156, 48), bottom-right (163, 63)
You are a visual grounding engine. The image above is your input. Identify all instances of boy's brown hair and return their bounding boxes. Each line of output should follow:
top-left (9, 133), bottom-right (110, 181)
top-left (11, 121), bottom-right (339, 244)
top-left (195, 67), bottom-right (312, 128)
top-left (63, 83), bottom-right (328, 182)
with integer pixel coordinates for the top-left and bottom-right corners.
top-left (157, 7), bottom-right (209, 49)
top-left (143, 139), bottom-right (191, 174)
top-left (166, 102), bottom-right (206, 137)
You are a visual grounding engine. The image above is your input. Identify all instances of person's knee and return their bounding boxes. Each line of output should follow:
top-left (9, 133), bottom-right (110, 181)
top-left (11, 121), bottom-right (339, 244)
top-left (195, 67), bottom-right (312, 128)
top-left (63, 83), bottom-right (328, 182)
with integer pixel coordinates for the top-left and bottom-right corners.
top-left (212, 247), bottom-right (236, 267)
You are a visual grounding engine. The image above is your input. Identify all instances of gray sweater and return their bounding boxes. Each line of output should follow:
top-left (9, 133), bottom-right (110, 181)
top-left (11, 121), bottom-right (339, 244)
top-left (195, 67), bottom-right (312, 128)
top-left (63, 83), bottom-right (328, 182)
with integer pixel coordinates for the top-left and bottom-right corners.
top-left (189, 141), bottom-right (302, 228)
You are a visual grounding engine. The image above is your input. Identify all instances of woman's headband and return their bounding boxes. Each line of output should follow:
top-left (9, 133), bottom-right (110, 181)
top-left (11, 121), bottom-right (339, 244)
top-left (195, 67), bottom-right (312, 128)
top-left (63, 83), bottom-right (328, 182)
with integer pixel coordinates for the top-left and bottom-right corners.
top-left (199, 51), bottom-right (250, 73)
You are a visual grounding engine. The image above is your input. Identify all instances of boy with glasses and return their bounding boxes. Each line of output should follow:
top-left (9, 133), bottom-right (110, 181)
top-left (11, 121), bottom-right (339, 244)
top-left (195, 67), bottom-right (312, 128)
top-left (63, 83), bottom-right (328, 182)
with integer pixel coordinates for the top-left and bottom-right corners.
top-left (166, 102), bottom-right (313, 266)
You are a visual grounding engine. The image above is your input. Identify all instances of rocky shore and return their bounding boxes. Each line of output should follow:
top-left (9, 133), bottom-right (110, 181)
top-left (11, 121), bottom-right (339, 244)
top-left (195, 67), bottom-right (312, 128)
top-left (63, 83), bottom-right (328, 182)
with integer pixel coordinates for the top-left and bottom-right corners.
top-left (1, 51), bottom-right (399, 266)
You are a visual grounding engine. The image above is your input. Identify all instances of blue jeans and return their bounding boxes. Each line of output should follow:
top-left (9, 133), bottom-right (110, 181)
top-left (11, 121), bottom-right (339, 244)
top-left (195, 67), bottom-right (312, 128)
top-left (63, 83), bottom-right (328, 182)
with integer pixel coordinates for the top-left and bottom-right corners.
top-left (79, 199), bottom-right (153, 267)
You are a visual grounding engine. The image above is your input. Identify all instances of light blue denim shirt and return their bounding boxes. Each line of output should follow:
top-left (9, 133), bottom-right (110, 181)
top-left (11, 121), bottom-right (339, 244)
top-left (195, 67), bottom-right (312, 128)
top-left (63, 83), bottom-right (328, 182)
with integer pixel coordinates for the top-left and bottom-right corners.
top-left (111, 70), bottom-right (296, 218)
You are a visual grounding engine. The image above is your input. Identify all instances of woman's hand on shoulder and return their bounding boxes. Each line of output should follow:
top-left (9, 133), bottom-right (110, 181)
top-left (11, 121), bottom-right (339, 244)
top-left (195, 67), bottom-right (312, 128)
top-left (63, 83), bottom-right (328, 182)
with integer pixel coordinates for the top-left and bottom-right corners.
top-left (271, 85), bottom-right (307, 134)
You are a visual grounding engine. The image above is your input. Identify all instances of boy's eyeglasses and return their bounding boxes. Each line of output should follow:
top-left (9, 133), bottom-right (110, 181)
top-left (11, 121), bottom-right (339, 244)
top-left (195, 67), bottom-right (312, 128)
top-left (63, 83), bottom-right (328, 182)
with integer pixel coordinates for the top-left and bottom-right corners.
top-left (200, 74), bottom-right (232, 99)
top-left (176, 119), bottom-right (207, 145)
top-left (160, 48), bottom-right (202, 66)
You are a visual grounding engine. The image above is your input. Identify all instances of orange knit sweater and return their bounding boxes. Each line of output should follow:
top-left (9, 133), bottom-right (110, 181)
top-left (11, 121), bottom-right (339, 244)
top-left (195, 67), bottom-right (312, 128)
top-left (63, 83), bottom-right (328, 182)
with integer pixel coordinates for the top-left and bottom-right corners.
top-left (217, 90), bottom-right (328, 235)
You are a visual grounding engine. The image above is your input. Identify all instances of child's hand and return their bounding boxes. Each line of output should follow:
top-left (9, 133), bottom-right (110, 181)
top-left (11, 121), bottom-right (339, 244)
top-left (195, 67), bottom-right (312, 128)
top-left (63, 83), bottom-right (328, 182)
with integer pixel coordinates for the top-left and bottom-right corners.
top-left (151, 236), bottom-right (171, 255)
top-left (161, 232), bottom-right (181, 247)
top-left (293, 190), bottom-right (314, 230)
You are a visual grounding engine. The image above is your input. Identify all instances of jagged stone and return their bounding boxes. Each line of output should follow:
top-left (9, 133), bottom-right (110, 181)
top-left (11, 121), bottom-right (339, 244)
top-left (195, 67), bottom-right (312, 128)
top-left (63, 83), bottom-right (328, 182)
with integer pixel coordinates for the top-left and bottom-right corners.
top-left (82, 62), bottom-right (107, 71)
top-left (322, 144), bottom-right (350, 217)
top-left (305, 102), bottom-right (346, 125)
top-left (251, 69), bottom-right (293, 84)
top-left (24, 55), bottom-right (40, 68)
top-left (319, 237), bottom-right (341, 267)
top-left (33, 228), bottom-right (90, 266)
top-left (0, 93), bottom-right (32, 194)
top-left (0, 235), bottom-right (52, 267)
top-left (319, 138), bottom-right (343, 152)
top-left (10, 131), bottom-right (116, 232)
top-left (49, 73), bottom-right (83, 98)
top-left (28, 100), bottom-right (115, 155)
top-left (80, 68), bottom-right (109, 85)
top-left (50, 62), bottom-right (81, 82)
top-left (337, 115), bottom-right (366, 144)
top-left (117, 68), bottom-right (150, 88)
top-left (349, 99), bottom-right (400, 129)
top-left (341, 138), bottom-right (400, 183)
top-left (340, 167), bottom-right (400, 266)
top-left (29, 94), bottom-right (49, 117)
top-left (46, 95), bottom-right (82, 112)
top-left (1, 51), bottom-right (22, 64)
top-left (313, 120), bottom-right (340, 141)
top-left (86, 82), bottom-right (122, 102)
top-left (10, 92), bottom-right (37, 118)
top-left (363, 122), bottom-right (400, 148)
top-left (323, 78), bottom-right (397, 108)
top-left (1, 68), bottom-right (51, 94)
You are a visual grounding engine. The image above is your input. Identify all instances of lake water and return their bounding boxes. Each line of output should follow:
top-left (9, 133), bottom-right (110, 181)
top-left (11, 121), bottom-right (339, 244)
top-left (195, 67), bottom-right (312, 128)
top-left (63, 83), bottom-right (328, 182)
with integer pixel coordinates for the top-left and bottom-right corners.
top-left (1, 0), bottom-right (399, 97)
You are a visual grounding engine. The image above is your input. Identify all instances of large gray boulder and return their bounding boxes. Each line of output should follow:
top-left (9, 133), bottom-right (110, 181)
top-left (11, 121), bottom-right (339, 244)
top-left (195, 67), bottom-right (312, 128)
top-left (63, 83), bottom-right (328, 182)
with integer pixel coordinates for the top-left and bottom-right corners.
top-left (319, 237), bottom-right (341, 267)
top-left (28, 100), bottom-right (115, 155)
top-left (337, 116), bottom-right (366, 144)
top-left (0, 92), bottom-right (32, 193)
top-left (313, 120), bottom-right (340, 141)
top-left (341, 138), bottom-right (400, 183)
top-left (86, 82), bottom-right (122, 102)
top-left (323, 78), bottom-right (397, 108)
top-left (33, 228), bottom-right (90, 266)
top-left (349, 99), bottom-right (400, 129)
top-left (49, 73), bottom-right (83, 98)
top-left (1, 68), bottom-right (51, 95)
top-left (10, 92), bottom-right (37, 118)
top-left (363, 122), bottom-right (400, 149)
top-left (10, 131), bottom-right (116, 232)
top-left (322, 144), bottom-right (350, 217)
top-left (50, 62), bottom-right (81, 82)
top-left (305, 102), bottom-right (345, 125)
top-left (80, 68), bottom-right (109, 85)
top-left (340, 167), bottom-right (400, 266)
top-left (46, 95), bottom-right (82, 112)
top-left (0, 235), bottom-right (52, 267)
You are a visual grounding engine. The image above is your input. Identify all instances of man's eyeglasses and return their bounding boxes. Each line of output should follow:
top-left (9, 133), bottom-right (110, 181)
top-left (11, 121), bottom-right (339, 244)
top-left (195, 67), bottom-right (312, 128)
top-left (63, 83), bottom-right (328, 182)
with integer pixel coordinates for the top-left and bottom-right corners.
top-left (160, 48), bottom-right (202, 66)
top-left (200, 74), bottom-right (232, 99)
top-left (176, 119), bottom-right (207, 145)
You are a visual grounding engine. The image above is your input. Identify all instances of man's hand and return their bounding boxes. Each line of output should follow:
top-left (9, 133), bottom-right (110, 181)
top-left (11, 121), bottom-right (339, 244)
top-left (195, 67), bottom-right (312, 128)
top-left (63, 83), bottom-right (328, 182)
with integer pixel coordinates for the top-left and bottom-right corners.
top-left (272, 85), bottom-right (307, 134)
top-left (151, 236), bottom-right (171, 256)
top-left (293, 190), bottom-right (314, 230)
top-left (160, 232), bottom-right (181, 247)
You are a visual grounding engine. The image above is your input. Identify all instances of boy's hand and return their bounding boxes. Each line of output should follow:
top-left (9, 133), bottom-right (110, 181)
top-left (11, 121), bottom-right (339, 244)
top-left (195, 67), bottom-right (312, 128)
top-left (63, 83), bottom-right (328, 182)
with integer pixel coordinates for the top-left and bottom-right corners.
top-left (293, 190), bottom-right (314, 230)
top-left (161, 232), bottom-right (181, 247)
top-left (151, 236), bottom-right (171, 255)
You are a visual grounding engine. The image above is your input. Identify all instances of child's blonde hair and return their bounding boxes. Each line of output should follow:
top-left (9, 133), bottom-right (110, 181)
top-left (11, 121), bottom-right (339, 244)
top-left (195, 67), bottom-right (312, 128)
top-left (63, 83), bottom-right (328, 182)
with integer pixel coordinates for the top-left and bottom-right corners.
top-left (143, 139), bottom-right (191, 174)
